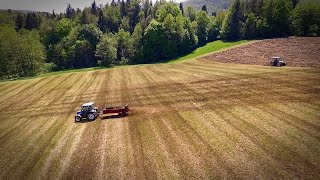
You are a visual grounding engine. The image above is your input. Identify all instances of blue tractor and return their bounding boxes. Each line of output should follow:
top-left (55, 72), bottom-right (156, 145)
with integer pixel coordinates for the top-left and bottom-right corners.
top-left (75, 102), bottom-right (99, 122)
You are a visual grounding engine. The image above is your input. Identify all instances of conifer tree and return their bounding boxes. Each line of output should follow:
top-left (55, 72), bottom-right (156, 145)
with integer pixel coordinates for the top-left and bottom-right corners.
top-left (98, 11), bottom-right (107, 32)
top-left (292, 0), bottom-right (299, 8)
top-left (197, 11), bottom-right (209, 45)
top-left (91, 0), bottom-right (97, 15)
top-left (202, 5), bottom-right (208, 13)
top-left (81, 11), bottom-right (90, 24)
top-left (15, 13), bottom-right (24, 30)
top-left (52, 10), bottom-right (56, 19)
top-left (25, 13), bottom-right (32, 30)
top-left (221, 0), bottom-right (241, 40)
top-left (25, 13), bottom-right (39, 30)
top-left (179, 3), bottom-right (184, 15)
top-left (66, 4), bottom-right (75, 19)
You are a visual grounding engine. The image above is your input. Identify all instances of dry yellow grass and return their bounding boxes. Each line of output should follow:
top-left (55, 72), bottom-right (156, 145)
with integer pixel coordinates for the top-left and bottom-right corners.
top-left (0, 59), bottom-right (320, 179)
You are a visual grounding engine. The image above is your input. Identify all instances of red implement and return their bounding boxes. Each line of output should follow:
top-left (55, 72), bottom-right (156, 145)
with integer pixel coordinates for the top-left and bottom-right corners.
top-left (102, 104), bottom-right (129, 117)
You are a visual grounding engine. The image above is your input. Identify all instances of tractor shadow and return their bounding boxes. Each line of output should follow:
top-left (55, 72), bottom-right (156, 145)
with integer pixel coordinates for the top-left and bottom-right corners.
top-left (74, 115), bottom-right (127, 123)
top-left (75, 119), bottom-right (97, 123)
top-left (101, 114), bottom-right (124, 120)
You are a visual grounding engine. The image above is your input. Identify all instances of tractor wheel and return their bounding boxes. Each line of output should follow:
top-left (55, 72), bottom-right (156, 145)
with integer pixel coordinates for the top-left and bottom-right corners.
top-left (88, 113), bottom-right (95, 121)
top-left (75, 116), bottom-right (81, 122)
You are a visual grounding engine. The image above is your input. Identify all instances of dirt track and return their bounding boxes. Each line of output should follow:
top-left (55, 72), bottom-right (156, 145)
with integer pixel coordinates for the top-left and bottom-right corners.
top-left (203, 37), bottom-right (320, 67)
top-left (0, 59), bottom-right (320, 179)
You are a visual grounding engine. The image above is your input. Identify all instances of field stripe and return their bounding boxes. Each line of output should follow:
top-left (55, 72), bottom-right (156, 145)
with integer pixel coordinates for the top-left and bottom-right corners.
top-left (149, 65), bottom-right (246, 178)
top-left (160, 65), bottom-right (292, 179)
top-left (0, 74), bottom-right (73, 143)
top-left (141, 66), bottom-right (239, 179)
top-left (0, 72), bottom-right (87, 179)
top-left (0, 59), bottom-right (320, 179)
top-left (0, 73), bottom-right (80, 143)
top-left (37, 71), bottom-right (99, 179)
top-left (0, 78), bottom-right (43, 103)
top-left (0, 72), bottom-right (95, 179)
top-left (134, 67), bottom-right (184, 178)
top-left (57, 70), bottom-right (111, 179)
top-left (147, 63), bottom-right (316, 179)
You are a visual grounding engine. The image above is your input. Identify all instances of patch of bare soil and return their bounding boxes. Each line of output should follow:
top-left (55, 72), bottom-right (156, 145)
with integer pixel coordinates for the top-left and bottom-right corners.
top-left (203, 37), bottom-right (320, 67)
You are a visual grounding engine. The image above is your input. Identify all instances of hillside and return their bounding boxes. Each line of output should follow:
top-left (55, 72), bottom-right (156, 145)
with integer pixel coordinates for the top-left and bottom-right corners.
top-left (204, 37), bottom-right (320, 67)
top-left (183, 0), bottom-right (233, 13)
top-left (0, 39), bottom-right (320, 179)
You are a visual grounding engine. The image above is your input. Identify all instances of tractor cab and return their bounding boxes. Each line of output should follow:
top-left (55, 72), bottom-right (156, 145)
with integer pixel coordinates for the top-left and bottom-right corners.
top-left (80, 102), bottom-right (95, 116)
top-left (75, 102), bottom-right (99, 122)
top-left (81, 102), bottom-right (96, 111)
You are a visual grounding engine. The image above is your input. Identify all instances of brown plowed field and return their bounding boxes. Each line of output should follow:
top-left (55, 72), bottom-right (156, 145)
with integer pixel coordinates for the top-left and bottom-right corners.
top-left (203, 37), bottom-right (320, 67)
top-left (0, 59), bottom-right (320, 179)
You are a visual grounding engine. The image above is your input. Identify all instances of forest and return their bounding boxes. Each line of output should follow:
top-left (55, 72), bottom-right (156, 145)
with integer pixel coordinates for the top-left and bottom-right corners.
top-left (183, 0), bottom-right (234, 14)
top-left (0, 0), bottom-right (319, 79)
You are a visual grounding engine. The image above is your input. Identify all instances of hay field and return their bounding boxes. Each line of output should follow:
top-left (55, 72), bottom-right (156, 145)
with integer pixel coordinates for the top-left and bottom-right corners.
top-left (0, 59), bottom-right (320, 179)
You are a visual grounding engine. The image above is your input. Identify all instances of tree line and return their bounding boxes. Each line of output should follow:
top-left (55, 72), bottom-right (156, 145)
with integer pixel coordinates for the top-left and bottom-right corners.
top-left (0, 0), bottom-right (319, 79)
top-left (221, 0), bottom-right (320, 40)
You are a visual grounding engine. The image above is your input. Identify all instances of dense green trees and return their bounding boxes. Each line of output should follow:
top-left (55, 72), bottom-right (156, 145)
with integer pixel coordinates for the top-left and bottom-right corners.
top-left (15, 13), bottom-right (24, 30)
top-left (96, 33), bottom-right (117, 66)
top-left (66, 4), bottom-right (76, 19)
top-left (41, 18), bottom-right (74, 66)
top-left (221, 0), bottom-right (241, 40)
top-left (207, 17), bottom-right (219, 41)
top-left (131, 23), bottom-right (143, 63)
top-left (196, 11), bottom-right (210, 45)
top-left (0, 0), bottom-right (319, 79)
top-left (142, 20), bottom-right (166, 62)
top-left (56, 24), bottom-right (102, 68)
top-left (116, 28), bottom-right (132, 64)
top-left (104, 4), bottom-right (121, 33)
top-left (25, 13), bottom-right (41, 30)
top-left (267, 0), bottom-right (292, 37)
top-left (0, 25), bottom-right (45, 78)
top-left (242, 12), bottom-right (258, 38)
top-left (140, 2), bottom-right (202, 62)
top-left (183, 0), bottom-right (234, 14)
top-left (291, 1), bottom-right (320, 36)
top-left (223, 0), bottom-right (319, 39)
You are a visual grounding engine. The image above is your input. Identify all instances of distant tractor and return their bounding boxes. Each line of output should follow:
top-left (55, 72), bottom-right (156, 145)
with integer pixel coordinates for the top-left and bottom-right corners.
top-left (270, 57), bottom-right (286, 67)
top-left (75, 102), bottom-right (99, 122)
top-left (75, 102), bottom-right (129, 122)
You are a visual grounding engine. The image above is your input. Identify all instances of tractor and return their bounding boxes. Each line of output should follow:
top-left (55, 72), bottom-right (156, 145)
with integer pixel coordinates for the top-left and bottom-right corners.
top-left (75, 102), bottom-right (99, 122)
top-left (270, 57), bottom-right (286, 67)
top-left (75, 102), bottom-right (129, 122)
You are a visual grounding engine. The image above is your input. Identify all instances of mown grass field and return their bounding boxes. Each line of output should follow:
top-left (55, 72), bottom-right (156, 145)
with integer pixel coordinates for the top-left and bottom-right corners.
top-left (1, 43), bottom-right (320, 179)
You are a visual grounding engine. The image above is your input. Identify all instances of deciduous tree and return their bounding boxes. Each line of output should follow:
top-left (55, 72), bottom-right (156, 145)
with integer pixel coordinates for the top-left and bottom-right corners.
top-left (291, 1), bottom-right (320, 36)
top-left (96, 33), bottom-right (118, 66)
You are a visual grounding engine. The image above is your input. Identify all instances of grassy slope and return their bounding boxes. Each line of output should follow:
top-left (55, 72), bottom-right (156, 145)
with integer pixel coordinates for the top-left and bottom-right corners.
top-left (0, 59), bottom-right (319, 179)
top-left (168, 40), bottom-right (251, 63)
